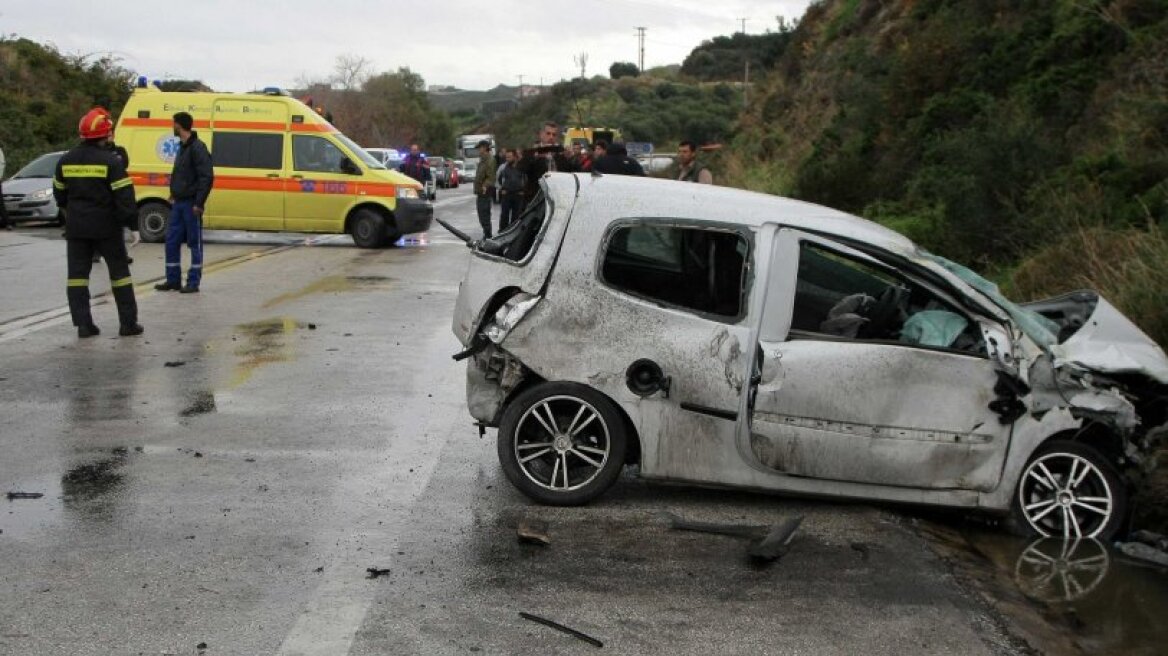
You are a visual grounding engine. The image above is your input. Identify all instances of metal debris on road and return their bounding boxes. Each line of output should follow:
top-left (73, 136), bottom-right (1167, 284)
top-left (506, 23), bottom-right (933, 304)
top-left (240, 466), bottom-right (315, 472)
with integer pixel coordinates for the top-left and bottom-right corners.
top-left (366, 567), bottom-right (391, 579)
top-left (748, 516), bottom-right (804, 563)
top-left (6, 491), bottom-right (44, 500)
top-left (1117, 541), bottom-right (1168, 567)
top-left (518, 612), bottom-right (603, 648)
top-left (164, 361), bottom-right (186, 368)
top-left (665, 512), bottom-right (767, 539)
top-left (517, 519), bottom-right (551, 546)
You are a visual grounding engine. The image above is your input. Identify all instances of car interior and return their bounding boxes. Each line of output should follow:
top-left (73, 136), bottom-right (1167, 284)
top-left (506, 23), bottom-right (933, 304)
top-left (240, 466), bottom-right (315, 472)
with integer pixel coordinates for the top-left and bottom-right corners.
top-left (790, 242), bottom-right (986, 355)
top-left (602, 224), bottom-right (747, 318)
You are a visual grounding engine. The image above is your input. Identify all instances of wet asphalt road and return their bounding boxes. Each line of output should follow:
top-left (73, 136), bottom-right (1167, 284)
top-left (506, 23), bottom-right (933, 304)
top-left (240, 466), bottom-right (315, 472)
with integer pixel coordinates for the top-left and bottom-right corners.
top-left (4, 187), bottom-right (1148, 655)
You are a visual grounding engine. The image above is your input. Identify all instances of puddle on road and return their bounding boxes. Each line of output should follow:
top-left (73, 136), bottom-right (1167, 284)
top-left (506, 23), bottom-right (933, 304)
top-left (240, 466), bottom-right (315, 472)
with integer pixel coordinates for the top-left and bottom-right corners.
top-left (924, 522), bottom-right (1168, 655)
top-left (261, 275), bottom-right (392, 309)
top-left (227, 317), bottom-right (306, 388)
top-left (3, 448), bottom-right (131, 539)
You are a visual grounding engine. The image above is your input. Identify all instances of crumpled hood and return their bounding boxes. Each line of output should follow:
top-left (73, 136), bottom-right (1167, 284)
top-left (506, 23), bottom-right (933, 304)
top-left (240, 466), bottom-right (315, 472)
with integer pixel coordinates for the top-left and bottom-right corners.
top-left (1051, 296), bottom-right (1168, 384)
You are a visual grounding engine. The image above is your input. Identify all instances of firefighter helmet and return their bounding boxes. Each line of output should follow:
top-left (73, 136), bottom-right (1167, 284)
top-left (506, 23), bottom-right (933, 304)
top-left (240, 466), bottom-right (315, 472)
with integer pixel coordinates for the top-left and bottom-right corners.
top-left (79, 108), bottom-right (114, 140)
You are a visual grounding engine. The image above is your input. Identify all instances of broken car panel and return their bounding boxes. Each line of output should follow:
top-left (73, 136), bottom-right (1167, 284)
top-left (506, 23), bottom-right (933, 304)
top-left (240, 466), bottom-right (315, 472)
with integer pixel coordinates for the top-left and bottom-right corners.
top-left (449, 173), bottom-right (1168, 540)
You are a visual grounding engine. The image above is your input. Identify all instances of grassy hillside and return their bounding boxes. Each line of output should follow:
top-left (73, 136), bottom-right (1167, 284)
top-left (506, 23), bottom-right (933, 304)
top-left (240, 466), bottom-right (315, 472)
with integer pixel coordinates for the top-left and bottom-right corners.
top-left (0, 38), bottom-right (131, 173)
top-left (489, 75), bottom-right (742, 151)
top-left (723, 0), bottom-right (1168, 345)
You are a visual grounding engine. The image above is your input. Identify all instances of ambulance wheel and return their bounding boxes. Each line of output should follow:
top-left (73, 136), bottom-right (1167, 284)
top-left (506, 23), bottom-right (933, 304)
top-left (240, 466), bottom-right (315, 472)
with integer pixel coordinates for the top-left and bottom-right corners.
top-left (350, 209), bottom-right (387, 248)
top-left (138, 202), bottom-right (169, 243)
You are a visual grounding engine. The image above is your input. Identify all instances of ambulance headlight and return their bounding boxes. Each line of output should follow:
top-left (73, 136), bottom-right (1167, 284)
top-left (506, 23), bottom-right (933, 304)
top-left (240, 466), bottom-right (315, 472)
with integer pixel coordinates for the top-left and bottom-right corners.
top-left (397, 187), bottom-right (419, 199)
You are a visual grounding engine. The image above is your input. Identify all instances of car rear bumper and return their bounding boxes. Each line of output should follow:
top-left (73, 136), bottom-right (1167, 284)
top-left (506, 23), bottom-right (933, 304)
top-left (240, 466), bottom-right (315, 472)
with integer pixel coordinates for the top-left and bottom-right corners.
top-left (393, 198), bottom-right (434, 235)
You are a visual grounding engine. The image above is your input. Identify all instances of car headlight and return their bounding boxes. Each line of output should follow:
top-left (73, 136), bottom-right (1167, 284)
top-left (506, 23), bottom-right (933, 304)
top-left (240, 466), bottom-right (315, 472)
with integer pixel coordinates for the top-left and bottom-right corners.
top-left (26, 188), bottom-right (53, 201)
top-left (484, 293), bottom-right (541, 344)
top-left (396, 186), bottom-right (419, 199)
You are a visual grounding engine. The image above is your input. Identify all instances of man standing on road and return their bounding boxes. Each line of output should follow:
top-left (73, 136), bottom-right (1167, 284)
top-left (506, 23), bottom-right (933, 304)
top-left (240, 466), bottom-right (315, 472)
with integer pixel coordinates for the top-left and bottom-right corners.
top-left (52, 108), bottom-right (143, 338)
top-left (516, 121), bottom-right (575, 208)
top-left (497, 149), bottom-right (526, 231)
top-left (677, 140), bottom-right (713, 184)
top-left (398, 144), bottom-right (430, 184)
top-left (156, 112), bottom-right (213, 294)
top-left (473, 140), bottom-right (497, 239)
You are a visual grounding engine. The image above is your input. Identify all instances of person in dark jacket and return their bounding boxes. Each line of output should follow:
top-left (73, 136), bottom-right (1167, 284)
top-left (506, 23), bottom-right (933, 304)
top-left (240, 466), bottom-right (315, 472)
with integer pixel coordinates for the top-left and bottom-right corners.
top-left (496, 149), bottom-right (526, 231)
top-left (397, 144), bottom-right (430, 183)
top-left (591, 142), bottom-right (645, 176)
top-left (156, 111), bottom-right (213, 294)
top-left (516, 121), bottom-right (576, 208)
top-left (53, 108), bottom-right (143, 338)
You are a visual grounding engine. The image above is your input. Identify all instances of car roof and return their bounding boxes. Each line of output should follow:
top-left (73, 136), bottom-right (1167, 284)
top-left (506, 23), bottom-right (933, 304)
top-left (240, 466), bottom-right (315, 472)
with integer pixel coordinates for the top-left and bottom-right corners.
top-left (551, 172), bottom-right (917, 255)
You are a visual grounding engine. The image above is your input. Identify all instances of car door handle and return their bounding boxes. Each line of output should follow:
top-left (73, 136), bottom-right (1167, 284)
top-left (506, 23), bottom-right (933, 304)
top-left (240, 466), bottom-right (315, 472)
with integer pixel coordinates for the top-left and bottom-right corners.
top-left (266, 173), bottom-right (280, 178)
top-left (291, 174), bottom-right (304, 180)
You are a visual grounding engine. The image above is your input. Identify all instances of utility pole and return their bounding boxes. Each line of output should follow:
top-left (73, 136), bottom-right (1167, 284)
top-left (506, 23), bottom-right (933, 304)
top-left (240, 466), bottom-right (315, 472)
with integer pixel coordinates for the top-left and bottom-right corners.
top-left (738, 17), bottom-right (747, 34)
top-left (744, 60), bottom-right (750, 108)
top-left (634, 26), bottom-right (646, 72)
top-left (574, 52), bottom-right (589, 79)
top-left (516, 74), bottom-right (524, 100)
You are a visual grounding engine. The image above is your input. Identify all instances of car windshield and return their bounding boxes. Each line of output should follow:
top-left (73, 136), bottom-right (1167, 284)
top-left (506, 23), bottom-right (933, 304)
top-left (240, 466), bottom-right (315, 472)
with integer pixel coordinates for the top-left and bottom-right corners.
top-left (335, 134), bottom-right (385, 169)
top-left (12, 153), bottom-right (62, 179)
top-left (921, 252), bottom-right (1059, 348)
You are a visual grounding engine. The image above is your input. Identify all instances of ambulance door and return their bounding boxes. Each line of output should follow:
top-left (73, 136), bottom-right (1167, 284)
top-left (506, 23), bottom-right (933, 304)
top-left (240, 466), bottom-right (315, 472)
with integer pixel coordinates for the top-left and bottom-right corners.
top-left (285, 134), bottom-right (361, 233)
top-left (206, 99), bottom-right (289, 231)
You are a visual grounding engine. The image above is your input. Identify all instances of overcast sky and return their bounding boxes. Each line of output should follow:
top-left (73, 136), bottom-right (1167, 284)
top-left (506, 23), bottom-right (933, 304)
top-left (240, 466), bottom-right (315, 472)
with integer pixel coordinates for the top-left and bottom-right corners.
top-left (2, 0), bottom-right (811, 91)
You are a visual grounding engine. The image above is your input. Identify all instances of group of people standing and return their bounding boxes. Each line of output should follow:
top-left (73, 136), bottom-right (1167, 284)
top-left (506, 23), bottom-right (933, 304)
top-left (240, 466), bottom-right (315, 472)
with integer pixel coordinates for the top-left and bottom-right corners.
top-left (471, 121), bottom-right (714, 239)
top-left (50, 108), bottom-right (212, 338)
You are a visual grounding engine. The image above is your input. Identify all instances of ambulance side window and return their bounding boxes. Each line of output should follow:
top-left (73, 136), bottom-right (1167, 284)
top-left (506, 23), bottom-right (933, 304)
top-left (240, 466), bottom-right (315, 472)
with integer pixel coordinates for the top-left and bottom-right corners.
top-left (211, 132), bottom-right (282, 170)
top-left (293, 136), bottom-right (344, 174)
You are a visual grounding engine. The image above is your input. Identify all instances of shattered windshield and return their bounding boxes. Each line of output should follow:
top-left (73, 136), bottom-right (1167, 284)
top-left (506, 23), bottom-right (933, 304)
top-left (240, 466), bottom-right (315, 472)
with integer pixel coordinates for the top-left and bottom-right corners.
top-left (921, 253), bottom-right (1059, 348)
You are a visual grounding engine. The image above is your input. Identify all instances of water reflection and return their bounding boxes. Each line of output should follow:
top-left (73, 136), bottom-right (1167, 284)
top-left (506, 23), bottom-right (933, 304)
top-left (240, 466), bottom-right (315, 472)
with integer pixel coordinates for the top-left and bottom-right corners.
top-left (1014, 538), bottom-right (1110, 603)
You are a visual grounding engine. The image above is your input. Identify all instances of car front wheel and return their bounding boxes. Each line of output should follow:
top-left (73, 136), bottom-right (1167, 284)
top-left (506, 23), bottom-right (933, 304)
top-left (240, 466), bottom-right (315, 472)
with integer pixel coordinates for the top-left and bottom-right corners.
top-left (1013, 440), bottom-right (1127, 540)
top-left (350, 209), bottom-right (387, 248)
top-left (497, 382), bottom-right (627, 506)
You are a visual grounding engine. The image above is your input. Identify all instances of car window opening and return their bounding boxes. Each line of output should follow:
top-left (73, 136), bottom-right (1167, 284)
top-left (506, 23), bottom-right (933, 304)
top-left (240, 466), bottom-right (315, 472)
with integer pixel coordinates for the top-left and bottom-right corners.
top-left (602, 224), bottom-right (747, 319)
top-left (791, 242), bottom-right (985, 354)
top-left (477, 189), bottom-right (550, 262)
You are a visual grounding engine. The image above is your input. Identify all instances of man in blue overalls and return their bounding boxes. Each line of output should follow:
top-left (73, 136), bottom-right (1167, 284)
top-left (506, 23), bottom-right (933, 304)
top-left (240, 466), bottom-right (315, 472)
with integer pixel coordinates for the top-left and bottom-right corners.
top-left (155, 111), bottom-right (213, 294)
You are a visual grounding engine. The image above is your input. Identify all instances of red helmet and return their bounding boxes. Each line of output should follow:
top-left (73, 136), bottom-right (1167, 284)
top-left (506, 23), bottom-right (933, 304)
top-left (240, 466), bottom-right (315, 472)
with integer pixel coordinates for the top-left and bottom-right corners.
top-left (79, 108), bottom-right (114, 140)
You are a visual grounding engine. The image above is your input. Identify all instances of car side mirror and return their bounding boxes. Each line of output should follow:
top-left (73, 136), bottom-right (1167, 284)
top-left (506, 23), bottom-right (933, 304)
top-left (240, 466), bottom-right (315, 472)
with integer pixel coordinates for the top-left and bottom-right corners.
top-left (340, 157), bottom-right (360, 175)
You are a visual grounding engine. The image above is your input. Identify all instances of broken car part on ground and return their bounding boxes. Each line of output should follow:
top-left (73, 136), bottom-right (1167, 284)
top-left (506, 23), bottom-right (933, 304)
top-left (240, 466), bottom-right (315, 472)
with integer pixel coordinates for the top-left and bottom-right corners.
top-left (448, 173), bottom-right (1168, 541)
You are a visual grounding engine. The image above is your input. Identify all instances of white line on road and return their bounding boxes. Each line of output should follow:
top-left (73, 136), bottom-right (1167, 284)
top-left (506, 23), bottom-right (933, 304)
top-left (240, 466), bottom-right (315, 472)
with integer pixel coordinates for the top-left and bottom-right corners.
top-left (275, 328), bottom-right (461, 656)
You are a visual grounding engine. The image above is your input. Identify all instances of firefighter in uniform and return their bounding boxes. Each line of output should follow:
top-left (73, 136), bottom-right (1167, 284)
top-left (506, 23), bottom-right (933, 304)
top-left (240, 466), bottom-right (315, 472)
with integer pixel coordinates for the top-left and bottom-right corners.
top-left (53, 108), bottom-right (144, 338)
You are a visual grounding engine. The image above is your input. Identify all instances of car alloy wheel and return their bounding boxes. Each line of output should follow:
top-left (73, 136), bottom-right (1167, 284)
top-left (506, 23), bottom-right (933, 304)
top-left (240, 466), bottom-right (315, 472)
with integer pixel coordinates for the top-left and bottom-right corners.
top-left (1016, 444), bottom-right (1120, 539)
top-left (515, 395), bottom-right (610, 492)
top-left (497, 382), bottom-right (628, 505)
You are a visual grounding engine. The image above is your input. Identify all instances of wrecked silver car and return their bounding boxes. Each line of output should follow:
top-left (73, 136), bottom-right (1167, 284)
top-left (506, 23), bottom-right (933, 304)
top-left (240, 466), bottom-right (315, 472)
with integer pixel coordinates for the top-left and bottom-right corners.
top-left (448, 173), bottom-right (1168, 541)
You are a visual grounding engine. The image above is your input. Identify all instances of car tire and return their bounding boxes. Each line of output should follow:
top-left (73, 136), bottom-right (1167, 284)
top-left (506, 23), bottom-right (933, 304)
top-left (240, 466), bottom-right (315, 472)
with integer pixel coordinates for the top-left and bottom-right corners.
top-left (1011, 440), bottom-right (1127, 541)
top-left (497, 382), bottom-right (627, 506)
top-left (350, 209), bottom-right (387, 248)
top-left (138, 202), bottom-right (169, 243)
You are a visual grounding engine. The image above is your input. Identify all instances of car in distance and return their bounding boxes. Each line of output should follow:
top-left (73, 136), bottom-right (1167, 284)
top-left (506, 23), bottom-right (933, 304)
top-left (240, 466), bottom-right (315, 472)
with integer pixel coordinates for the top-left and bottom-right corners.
top-left (3, 151), bottom-right (65, 225)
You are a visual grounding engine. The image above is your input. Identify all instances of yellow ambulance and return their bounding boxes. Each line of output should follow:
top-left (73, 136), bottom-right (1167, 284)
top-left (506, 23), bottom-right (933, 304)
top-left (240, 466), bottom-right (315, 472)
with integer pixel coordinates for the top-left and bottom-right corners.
top-left (116, 86), bottom-right (432, 248)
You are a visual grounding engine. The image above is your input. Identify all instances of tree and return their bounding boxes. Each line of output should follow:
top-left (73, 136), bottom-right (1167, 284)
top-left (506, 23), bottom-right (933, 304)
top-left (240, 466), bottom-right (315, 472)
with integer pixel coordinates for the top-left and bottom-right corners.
top-left (331, 54), bottom-right (371, 91)
top-left (609, 62), bottom-right (640, 79)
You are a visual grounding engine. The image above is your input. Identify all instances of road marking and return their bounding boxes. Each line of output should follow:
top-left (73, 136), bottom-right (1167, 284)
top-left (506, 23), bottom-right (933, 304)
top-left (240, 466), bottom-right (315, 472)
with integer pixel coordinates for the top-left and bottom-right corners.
top-left (276, 329), bottom-right (460, 656)
top-left (0, 243), bottom-right (299, 343)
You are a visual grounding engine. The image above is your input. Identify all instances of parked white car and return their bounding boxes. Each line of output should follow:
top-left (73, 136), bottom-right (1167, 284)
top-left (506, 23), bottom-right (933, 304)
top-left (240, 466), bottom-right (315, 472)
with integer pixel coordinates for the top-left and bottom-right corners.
top-left (3, 151), bottom-right (65, 225)
top-left (448, 173), bottom-right (1168, 541)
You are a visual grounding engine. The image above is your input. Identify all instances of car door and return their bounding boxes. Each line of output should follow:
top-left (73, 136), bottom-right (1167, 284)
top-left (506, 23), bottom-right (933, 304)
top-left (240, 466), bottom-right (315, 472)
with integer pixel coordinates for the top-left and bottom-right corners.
top-left (285, 134), bottom-right (359, 233)
top-left (744, 229), bottom-right (1014, 492)
top-left (505, 217), bottom-right (759, 485)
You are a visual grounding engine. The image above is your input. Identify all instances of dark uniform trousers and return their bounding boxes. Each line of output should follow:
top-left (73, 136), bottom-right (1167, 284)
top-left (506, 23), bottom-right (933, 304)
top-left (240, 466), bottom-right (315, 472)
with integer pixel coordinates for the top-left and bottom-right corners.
top-left (67, 235), bottom-right (137, 328)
